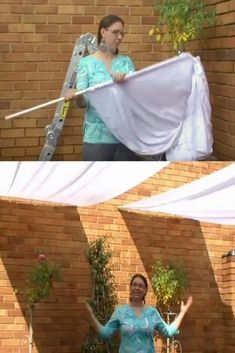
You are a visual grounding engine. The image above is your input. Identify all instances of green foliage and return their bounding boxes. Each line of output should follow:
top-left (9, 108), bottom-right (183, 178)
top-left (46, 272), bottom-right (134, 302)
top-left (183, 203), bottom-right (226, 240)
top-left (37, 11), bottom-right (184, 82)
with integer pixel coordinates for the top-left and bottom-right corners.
top-left (14, 253), bottom-right (61, 353)
top-left (151, 261), bottom-right (188, 312)
top-left (24, 254), bottom-right (61, 306)
top-left (82, 237), bottom-right (118, 353)
top-left (149, 0), bottom-right (216, 53)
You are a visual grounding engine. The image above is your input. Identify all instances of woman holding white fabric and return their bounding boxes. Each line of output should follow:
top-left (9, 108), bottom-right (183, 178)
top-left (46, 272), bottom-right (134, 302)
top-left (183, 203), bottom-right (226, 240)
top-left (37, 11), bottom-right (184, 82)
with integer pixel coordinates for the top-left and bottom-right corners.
top-left (65, 15), bottom-right (140, 161)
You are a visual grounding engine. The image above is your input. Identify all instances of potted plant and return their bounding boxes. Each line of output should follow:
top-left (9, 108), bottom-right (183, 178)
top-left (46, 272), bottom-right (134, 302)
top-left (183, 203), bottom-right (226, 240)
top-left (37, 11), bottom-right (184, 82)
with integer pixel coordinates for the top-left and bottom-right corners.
top-left (82, 237), bottom-right (119, 353)
top-left (16, 253), bottom-right (61, 353)
top-left (148, 0), bottom-right (216, 54)
top-left (151, 260), bottom-right (188, 315)
top-left (151, 260), bottom-right (188, 353)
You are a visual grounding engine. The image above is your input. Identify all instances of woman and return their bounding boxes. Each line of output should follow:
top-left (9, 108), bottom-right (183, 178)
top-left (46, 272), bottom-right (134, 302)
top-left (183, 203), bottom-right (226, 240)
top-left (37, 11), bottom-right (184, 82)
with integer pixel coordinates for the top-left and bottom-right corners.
top-left (86, 273), bottom-right (193, 353)
top-left (65, 15), bottom-right (140, 161)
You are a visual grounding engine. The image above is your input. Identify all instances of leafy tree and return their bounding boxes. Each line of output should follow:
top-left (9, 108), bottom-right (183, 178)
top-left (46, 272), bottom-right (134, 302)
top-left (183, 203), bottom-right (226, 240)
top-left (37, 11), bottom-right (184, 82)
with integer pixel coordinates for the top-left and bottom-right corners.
top-left (24, 253), bottom-right (61, 305)
top-left (82, 237), bottom-right (118, 353)
top-left (16, 253), bottom-right (61, 353)
top-left (151, 260), bottom-right (188, 314)
top-left (149, 0), bottom-right (216, 53)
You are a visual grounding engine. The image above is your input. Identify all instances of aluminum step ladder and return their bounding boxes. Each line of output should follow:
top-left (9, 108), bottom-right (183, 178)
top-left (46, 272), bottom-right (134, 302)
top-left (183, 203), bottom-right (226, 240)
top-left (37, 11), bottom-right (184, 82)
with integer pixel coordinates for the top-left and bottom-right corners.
top-left (39, 33), bottom-right (97, 161)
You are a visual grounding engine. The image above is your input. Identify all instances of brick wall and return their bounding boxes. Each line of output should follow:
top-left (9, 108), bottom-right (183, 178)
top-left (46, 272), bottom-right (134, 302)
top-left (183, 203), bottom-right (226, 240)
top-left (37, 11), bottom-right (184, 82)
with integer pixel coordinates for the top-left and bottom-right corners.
top-left (201, 0), bottom-right (235, 160)
top-left (0, 161), bottom-right (234, 353)
top-left (222, 252), bottom-right (235, 353)
top-left (0, 1), bottom-right (234, 160)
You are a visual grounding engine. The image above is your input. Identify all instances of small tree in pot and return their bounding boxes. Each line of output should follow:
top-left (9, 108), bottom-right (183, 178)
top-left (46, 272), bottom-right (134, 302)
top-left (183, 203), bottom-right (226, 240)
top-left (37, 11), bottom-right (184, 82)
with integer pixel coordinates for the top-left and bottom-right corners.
top-left (82, 237), bottom-right (119, 353)
top-left (151, 260), bottom-right (188, 315)
top-left (151, 260), bottom-right (188, 353)
top-left (16, 253), bottom-right (61, 353)
top-left (149, 0), bottom-right (216, 54)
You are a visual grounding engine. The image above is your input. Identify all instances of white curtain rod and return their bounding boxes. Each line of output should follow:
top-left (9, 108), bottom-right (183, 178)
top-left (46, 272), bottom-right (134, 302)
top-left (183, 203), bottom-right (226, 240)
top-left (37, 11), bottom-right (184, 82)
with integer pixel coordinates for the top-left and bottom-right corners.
top-left (4, 80), bottom-right (113, 120)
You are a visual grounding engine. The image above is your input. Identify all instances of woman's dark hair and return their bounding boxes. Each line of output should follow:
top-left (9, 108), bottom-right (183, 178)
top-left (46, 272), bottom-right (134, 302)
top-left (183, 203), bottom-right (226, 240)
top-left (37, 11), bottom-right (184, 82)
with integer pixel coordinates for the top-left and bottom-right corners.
top-left (97, 15), bottom-right (124, 44)
top-left (130, 274), bottom-right (148, 304)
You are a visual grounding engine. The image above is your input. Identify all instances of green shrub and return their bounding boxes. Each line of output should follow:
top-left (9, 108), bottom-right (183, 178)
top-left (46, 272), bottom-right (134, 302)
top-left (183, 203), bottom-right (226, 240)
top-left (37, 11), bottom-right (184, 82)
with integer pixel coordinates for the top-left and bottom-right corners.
top-left (149, 0), bottom-right (216, 53)
top-left (82, 237), bottom-right (119, 353)
top-left (151, 260), bottom-right (188, 313)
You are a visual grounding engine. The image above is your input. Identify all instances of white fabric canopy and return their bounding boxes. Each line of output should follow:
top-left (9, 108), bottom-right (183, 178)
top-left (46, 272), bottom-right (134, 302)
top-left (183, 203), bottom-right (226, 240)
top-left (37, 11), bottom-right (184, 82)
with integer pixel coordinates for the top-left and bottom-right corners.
top-left (121, 163), bottom-right (235, 225)
top-left (0, 162), bottom-right (168, 206)
top-left (87, 53), bottom-right (213, 160)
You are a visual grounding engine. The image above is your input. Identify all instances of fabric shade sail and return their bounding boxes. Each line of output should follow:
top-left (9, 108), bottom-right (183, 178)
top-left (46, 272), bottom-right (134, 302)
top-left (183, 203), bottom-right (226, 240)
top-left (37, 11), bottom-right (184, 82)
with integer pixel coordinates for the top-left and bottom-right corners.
top-left (87, 53), bottom-right (213, 160)
top-left (0, 162), bottom-right (169, 206)
top-left (121, 163), bottom-right (235, 225)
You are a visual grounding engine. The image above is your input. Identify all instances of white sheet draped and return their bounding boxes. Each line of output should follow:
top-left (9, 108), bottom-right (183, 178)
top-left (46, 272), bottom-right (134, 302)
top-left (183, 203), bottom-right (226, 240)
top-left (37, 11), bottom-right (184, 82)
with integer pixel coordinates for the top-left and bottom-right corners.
top-left (87, 53), bottom-right (213, 160)
top-left (1, 162), bottom-right (235, 225)
top-left (0, 162), bottom-right (168, 206)
top-left (121, 163), bottom-right (235, 225)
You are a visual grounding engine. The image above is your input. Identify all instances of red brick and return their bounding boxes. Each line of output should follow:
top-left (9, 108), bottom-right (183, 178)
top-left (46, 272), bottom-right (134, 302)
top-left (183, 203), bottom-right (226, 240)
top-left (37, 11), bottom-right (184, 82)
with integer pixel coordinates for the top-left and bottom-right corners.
top-left (35, 6), bottom-right (58, 14)
top-left (10, 5), bottom-right (34, 14)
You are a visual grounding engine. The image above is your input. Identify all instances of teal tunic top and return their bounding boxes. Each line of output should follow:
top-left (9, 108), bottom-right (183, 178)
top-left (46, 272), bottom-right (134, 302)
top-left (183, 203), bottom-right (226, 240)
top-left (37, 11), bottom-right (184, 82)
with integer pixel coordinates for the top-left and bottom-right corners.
top-left (76, 54), bottom-right (135, 144)
top-left (99, 304), bottom-right (179, 353)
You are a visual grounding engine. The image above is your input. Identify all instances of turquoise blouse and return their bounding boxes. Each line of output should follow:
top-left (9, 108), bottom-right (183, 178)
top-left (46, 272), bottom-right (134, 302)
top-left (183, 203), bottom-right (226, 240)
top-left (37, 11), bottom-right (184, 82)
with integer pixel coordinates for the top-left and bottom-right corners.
top-left (76, 54), bottom-right (135, 144)
top-left (99, 304), bottom-right (179, 353)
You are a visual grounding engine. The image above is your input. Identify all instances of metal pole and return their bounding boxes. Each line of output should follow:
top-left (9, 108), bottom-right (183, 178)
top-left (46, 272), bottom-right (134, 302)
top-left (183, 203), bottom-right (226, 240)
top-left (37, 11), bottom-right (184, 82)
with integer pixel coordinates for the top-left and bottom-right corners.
top-left (5, 81), bottom-right (113, 120)
top-left (166, 311), bottom-right (170, 353)
top-left (28, 305), bottom-right (34, 353)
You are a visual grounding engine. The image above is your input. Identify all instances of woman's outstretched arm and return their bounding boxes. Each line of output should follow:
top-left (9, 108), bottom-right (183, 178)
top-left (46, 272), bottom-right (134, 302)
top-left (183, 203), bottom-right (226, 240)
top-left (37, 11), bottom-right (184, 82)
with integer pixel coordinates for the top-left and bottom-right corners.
top-left (155, 296), bottom-right (193, 337)
top-left (85, 302), bottom-right (103, 334)
top-left (171, 296), bottom-right (193, 330)
top-left (85, 302), bottom-right (120, 339)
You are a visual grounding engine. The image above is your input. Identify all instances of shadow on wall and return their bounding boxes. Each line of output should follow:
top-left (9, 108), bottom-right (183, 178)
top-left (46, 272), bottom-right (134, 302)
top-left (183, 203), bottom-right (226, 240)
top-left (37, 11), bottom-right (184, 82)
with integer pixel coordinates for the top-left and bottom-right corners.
top-left (120, 210), bottom-right (234, 353)
top-left (0, 199), bottom-right (91, 353)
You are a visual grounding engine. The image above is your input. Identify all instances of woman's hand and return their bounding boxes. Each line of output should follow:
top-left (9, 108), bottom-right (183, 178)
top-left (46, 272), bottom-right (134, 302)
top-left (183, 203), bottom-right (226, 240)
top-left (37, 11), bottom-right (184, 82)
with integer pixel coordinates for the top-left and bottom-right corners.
top-left (85, 301), bottom-right (102, 333)
top-left (112, 72), bottom-right (126, 82)
top-left (64, 88), bottom-right (87, 108)
top-left (171, 296), bottom-right (193, 330)
top-left (64, 88), bottom-right (77, 101)
top-left (180, 296), bottom-right (193, 314)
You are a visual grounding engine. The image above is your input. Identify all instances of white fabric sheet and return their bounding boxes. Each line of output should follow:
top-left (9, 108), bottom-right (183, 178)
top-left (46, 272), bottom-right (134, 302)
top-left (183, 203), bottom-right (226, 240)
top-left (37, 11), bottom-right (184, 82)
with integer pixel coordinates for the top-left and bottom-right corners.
top-left (166, 56), bottom-right (213, 160)
top-left (87, 53), bottom-right (213, 160)
top-left (0, 162), bottom-right (168, 206)
top-left (121, 163), bottom-right (235, 225)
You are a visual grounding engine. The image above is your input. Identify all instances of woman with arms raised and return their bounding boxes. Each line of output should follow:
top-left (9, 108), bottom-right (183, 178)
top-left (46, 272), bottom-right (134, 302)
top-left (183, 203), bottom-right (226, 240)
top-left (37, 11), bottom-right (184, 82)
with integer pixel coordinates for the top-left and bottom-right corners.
top-left (86, 273), bottom-right (193, 353)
